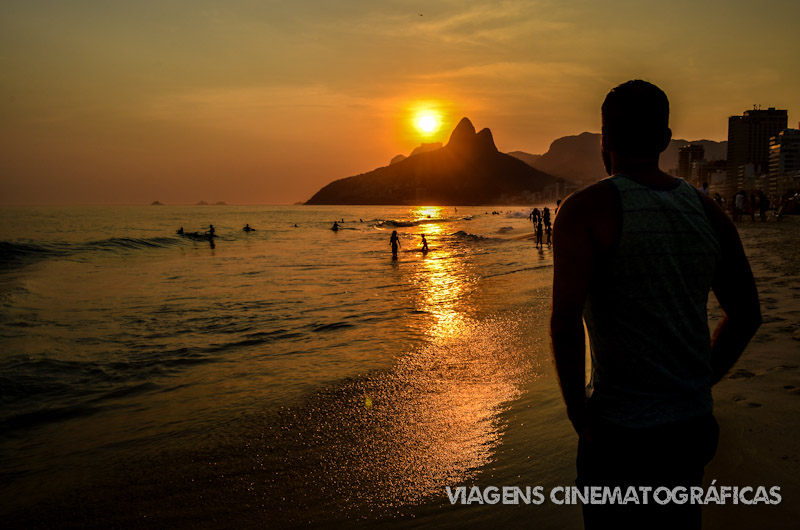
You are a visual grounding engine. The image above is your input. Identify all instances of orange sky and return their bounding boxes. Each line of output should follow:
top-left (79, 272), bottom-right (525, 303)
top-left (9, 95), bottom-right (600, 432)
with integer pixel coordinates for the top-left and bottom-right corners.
top-left (1, 1), bottom-right (798, 205)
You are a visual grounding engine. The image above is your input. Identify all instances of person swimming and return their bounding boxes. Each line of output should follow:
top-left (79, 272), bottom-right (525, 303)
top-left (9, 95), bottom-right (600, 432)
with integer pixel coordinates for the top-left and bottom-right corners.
top-left (177, 227), bottom-right (184, 235)
top-left (331, 221), bottom-right (339, 231)
top-left (243, 224), bottom-right (255, 232)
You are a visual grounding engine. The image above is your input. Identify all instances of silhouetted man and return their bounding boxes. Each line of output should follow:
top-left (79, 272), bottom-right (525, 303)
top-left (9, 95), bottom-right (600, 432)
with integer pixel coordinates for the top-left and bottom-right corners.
top-left (551, 80), bottom-right (761, 530)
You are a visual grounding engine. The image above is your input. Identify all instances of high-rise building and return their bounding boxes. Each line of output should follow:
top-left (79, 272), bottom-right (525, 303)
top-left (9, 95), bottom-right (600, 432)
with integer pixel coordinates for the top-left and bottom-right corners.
top-left (726, 107), bottom-right (788, 197)
top-left (769, 129), bottom-right (800, 198)
top-left (691, 159), bottom-right (727, 191)
top-left (678, 144), bottom-right (705, 183)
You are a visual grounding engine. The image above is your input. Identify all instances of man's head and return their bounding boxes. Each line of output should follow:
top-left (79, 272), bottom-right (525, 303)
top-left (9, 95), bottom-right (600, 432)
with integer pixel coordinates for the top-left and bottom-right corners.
top-left (601, 80), bottom-right (671, 164)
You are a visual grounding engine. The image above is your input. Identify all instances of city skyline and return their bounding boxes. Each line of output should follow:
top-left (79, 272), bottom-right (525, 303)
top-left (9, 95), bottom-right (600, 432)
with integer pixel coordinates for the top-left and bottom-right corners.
top-left (1, 1), bottom-right (799, 205)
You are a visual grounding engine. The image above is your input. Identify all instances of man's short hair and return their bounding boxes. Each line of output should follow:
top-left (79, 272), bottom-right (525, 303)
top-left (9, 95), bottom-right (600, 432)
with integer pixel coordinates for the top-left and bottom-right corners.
top-left (602, 80), bottom-right (670, 156)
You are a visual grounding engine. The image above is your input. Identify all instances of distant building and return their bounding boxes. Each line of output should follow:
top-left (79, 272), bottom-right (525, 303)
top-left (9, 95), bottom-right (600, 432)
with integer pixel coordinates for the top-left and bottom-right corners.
top-left (726, 107), bottom-right (788, 198)
top-left (691, 159), bottom-right (727, 191)
top-left (678, 144), bottom-right (705, 183)
top-left (769, 128), bottom-right (800, 198)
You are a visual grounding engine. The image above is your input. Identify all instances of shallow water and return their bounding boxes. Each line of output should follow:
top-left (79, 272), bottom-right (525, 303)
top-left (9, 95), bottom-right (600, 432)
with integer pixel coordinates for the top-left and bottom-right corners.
top-left (1, 205), bottom-right (578, 528)
top-left (4, 205), bottom-right (793, 529)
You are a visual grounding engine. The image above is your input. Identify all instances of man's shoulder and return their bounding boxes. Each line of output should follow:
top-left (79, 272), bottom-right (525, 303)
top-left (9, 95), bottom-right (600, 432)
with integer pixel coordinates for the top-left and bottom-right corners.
top-left (556, 178), bottom-right (616, 223)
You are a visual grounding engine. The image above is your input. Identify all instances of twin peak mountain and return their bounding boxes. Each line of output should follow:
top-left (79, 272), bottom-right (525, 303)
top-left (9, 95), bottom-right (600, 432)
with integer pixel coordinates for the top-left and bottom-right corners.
top-left (305, 118), bottom-right (562, 205)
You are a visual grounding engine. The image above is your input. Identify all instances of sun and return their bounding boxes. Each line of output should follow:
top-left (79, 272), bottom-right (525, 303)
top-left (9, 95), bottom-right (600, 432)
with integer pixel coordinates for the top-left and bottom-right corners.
top-left (414, 111), bottom-right (441, 135)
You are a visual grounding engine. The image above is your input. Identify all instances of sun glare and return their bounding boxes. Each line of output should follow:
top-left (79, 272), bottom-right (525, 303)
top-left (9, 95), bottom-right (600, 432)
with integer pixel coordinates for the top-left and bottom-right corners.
top-left (414, 111), bottom-right (441, 136)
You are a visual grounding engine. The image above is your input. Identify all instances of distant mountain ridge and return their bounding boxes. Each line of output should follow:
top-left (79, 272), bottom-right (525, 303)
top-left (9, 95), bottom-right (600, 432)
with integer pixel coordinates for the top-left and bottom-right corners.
top-left (509, 133), bottom-right (727, 185)
top-left (306, 118), bottom-right (563, 205)
top-left (390, 142), bottom-right (443, 165)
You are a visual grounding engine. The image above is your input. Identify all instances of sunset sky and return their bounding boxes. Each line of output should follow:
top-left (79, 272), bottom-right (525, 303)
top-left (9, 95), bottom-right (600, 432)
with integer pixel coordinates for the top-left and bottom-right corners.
top-left (1, 0), bottom-right (798, 205)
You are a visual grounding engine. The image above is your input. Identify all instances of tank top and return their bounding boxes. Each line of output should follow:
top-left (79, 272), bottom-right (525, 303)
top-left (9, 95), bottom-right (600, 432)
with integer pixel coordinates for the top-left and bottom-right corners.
top-left (583, 175), bottom-right (721, 428)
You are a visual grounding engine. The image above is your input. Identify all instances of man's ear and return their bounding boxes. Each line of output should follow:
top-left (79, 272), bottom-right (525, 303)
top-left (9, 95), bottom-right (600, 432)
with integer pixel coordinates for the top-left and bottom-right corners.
top-left (659, 127), bottom-right (672, 152)
top-left (601, 126), bottom-right (614, 151)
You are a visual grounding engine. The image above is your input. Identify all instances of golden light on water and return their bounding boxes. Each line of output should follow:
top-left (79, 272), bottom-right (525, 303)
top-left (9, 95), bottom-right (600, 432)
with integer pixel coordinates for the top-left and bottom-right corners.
top-left (411, 205), bottom-right (448, 237)
top-left (411, 205), bottom-right (444, 221)
top-left (254, 207), bottom-right (539, 521)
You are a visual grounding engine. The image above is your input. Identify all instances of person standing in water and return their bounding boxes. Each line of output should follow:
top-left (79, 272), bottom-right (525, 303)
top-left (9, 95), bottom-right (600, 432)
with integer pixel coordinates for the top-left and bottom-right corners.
top-left (390, 230), bottom-right (400, 260)
top-left (421, 234), bottom-right (429, 253)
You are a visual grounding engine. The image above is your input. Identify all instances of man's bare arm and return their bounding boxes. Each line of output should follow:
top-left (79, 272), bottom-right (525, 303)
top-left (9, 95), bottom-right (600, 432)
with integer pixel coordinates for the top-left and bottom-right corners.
top-left (701, 195), bottom-right (762, 384)
top-left (551, 191), bottom-right (597, 433)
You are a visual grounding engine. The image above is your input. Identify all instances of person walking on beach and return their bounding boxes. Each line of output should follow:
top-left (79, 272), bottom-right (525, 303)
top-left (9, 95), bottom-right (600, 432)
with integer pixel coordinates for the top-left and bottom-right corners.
top-left (530, 207), bottom-right (541, 226)
top-left (535, 219), bottom-right (544, 250)
top-left (758, 191), bottom-right (769, 222)
top-left (733, 190), bottom-right (745, 222)
top-left (543, 206), bottom-right (551, 230)
top-left (551, 80), bottom-right (761, 530)
top-left (390, 230), bottom-right (400, 260)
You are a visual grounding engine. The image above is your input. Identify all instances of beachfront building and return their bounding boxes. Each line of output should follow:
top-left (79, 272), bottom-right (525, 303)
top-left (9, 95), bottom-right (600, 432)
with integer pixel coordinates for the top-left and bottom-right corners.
top-left (769, 128), bottom-right (800, 198)
top-left (691, 159), bottom-right (727, 192)
top-left (678, 144), bottom-right (705, 184)
top-left (726, 107), bottom-right (788, 199)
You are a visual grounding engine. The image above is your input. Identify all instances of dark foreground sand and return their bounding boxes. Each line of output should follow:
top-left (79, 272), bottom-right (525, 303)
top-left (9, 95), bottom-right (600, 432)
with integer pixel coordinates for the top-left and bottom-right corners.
top-left (703, 217), bottom-right (800, 528)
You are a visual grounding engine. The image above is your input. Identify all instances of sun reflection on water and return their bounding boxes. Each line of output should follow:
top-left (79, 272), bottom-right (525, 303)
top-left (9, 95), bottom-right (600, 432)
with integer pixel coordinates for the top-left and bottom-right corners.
top-left (248, 210), bottom-right (537, 523)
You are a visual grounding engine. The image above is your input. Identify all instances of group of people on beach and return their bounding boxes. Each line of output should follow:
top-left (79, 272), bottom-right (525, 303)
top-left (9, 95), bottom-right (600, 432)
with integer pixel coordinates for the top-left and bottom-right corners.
top-left (529, 205), bottom-right (554, 249)
top-left (706, 185), bottom-right (797, 222)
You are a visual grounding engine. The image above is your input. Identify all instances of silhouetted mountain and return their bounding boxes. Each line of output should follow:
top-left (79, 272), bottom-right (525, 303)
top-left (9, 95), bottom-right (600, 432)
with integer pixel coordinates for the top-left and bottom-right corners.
top-left (150, 201), bottom-right (164, 206)
top-left (514, 133), bottom-right (605, 186)
top-left (510, 133), bottom-right (727, 185)
top-left (390, 142), bottom-right (443, 165)
top-left (507, 151), bottom-right (542, 167)
top-left (410, 142), bottom-right (443, 157)
top-left (306, 118), bottom-right (562, 205)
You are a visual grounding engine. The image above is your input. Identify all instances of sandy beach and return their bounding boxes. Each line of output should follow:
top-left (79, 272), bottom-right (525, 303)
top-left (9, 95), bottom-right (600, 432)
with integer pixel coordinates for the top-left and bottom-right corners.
top-left (701, 216), bottom-right (800, 528)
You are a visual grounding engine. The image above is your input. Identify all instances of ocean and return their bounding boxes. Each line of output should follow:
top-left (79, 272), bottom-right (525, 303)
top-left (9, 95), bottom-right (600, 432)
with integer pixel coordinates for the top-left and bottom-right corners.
top-left (1, 204), bottom-right (583, 529)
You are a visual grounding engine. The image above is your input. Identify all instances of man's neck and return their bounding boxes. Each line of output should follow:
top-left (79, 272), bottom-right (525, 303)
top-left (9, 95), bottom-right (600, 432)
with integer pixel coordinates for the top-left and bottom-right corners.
top-left (608, 153), bottom-right (676, 188)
